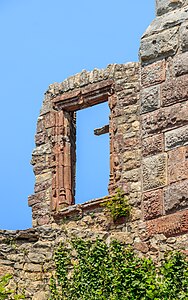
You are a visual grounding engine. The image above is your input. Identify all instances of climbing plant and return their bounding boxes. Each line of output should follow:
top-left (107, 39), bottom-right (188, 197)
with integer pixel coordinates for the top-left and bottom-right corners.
top-left (49, 239), bottom-right (188, 300)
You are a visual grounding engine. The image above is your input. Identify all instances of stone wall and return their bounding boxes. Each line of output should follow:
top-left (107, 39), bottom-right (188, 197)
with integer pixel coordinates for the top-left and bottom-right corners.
top-left (140, 0), bottom-right (188, 237)
top-left (0, 221), bottom-right (187, 299)
top-left (29, 62), bottom-right (141, 228)
top-left (0, 0), bottom-right (188, 299)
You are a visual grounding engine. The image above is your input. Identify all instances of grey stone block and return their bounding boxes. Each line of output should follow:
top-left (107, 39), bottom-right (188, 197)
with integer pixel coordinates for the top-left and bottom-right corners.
top-left (140, 85), bottom-right (160, 114)
top-left (174, 52), bottom-right (188, 76)
top-left (164, 179), bottom-right (188, 213)
top-left (156, 0), bottom-right (185, 16)
top-left (180, 21), bottom-right (188, 51)
top-left (165, 125), bottom-right (188, 150)
top-left (140, 27), bottom-right (179, 62)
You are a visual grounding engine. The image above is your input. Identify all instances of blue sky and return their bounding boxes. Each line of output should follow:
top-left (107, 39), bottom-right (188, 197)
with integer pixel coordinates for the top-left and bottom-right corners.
top-left (0, 0), bottom-right (155, 230)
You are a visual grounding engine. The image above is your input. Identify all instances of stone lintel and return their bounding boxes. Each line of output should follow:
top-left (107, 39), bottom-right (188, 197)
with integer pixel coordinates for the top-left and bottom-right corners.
top-left (52, 79), bottom-right (113, 111)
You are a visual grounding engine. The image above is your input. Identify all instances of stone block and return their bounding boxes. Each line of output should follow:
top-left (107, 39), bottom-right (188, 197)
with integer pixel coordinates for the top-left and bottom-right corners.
top-left (161, 74), bottom-right (188, 106)
top-left (44, 112), bottom-right (56, 129)
top-left (123, 150), bottom-right (141, 171)
top-left (140, 27), bottom-right (179, 62)
top-left (165, 125), bottom-right (188, 150)
top-left (123, 168), bottom-right (140, 182)
top-left (24, 263), bottom-right (42, 272)
top-left (36, 117), bottom-right (45, 133)
top-left (164, 179), bottom-right (188, 213)
top-left (28, 191), bottom-right (47, 207)
top-left (134, 242), bottom-right (149, 253)
top-left (180, 21), bottom-right (188, 52)
top-left (143, 5), bottom-right (188, 37)
top-left (174, 52), bottom-right (188, 76)
top-left (34, 179), bottom-right (51, 193)
top-left (141, 101), bottom-right (188, 137)
top-left (141, 60), bottom-right (166, 87)
top-left (143, 189), bottom-right (163, 220)
top-left (140, 85), bottom-right (160, 114)
top-left (142, 134), bottom-right (164, 157)
top-left (156, 0), bottom-right (185, 16)
top-left (146, 209), bottom-right (188, 237)
top-left (35, 133), bottom-right (46, 146)
top-left (168, 146), bottom-right (188, 183)
top-left (143, 153), bottom-right (167, 191)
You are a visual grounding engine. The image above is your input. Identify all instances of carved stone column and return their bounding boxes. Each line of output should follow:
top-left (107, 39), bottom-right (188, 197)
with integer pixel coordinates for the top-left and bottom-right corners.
top-left (51, 110), bottom-right (76, 211)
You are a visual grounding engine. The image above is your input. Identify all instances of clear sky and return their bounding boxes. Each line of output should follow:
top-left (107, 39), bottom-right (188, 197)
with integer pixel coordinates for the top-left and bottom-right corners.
top-left (0, 0), bottom-right (155, 230)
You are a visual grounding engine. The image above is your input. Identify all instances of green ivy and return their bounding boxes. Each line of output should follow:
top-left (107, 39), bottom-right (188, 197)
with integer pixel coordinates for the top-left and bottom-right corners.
top-left (0, 274), bottom-right (25, 300)
top-left (101, 189), bottom-right (131, 221)
top-left (49, 239), bottom-right (188, 300)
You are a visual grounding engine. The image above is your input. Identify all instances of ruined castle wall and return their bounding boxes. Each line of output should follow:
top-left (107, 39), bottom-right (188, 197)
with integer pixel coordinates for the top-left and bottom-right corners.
top-left (0, 1), bottom-right (188, 299)
top-left (29, 62), bottom-right (141, 228)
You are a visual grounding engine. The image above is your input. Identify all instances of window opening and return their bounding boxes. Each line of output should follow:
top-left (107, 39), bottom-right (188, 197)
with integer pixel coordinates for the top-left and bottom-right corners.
top-left (76, 101), bottom-right (110, 203)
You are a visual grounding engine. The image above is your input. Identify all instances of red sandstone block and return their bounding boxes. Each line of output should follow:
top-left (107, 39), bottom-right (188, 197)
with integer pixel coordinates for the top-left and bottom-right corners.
top-left (168, 146), bottom-right (188, 184)
top-left (142, 134), bottom-right (164, 157)
top-left (45, 112), bottom-right (56, 129)
top-left (143, 189), bottom-right (163, 220)
top-left (146, 209), bottom-right (188, 237)
top-left (161, 74), bottom-right (188, 106)
top-left (141, 101), bottom-right (188, 137)
top-left (141, 60), bottom-right (166, 87)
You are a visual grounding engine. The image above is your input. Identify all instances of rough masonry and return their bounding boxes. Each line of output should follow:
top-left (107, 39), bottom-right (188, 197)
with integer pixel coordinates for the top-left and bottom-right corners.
top-left (0, 0), bottom-right (188, 299)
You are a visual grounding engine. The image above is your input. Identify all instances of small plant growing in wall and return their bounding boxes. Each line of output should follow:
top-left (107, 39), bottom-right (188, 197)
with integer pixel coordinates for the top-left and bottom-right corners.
top-left (101, 188), bottom-right (131, 221)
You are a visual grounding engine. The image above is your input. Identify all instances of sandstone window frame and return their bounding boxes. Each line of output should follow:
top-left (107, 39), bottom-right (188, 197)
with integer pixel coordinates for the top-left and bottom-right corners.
top-left (50, 79), bottom-right (116, 213)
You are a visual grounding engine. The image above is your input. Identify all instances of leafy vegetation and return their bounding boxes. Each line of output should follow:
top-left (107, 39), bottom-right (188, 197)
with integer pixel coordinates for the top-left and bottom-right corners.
top-left (50, 239), bottom-right (188, 300)
top-left (0, 274), bottom-right (24, 300)
top-left (101, 188), bottom-right (131, 221)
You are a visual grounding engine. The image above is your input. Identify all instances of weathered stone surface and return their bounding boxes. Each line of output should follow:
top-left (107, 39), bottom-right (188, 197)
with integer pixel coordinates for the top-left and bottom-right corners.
top-left (156, 0), bottom-right (186, 16)
top-left (143, 5), bottom-right (188, 38)
top-left (174, 52), bottom-right (188, 76)
top-left (164, 179), bottom-right (188, 213)
top-left (180, 20), bottom-right (188, 51)
top-left (142, 134), bottom-right (164, 157)
top-left (32, 291), bottom-right (49, 300)
top-left (143, 154), bottom-right (167, 191)
top-left (143, 189), bottom-right (163, 220)
top-left (146, 209), bottom-right (188, 237)
top-left (141, 101), bottom-right (188, 137)
top-left (161, 74), bottom-right (188, 106)
top-left (141, 60), bottom-right (166, 87)
top-left (140, 85), bottom-right (160, 113)
top-left (165, 124), bottom-right (188, 150)
top-left (168, 146), bottom-right (188, 183)
top-left (123, 150), bottom-right (141, 171)
top-left (134, 241), bottom-right (149, 253)
top-left (140, 27), bottom-right (179, 62)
